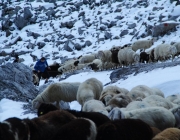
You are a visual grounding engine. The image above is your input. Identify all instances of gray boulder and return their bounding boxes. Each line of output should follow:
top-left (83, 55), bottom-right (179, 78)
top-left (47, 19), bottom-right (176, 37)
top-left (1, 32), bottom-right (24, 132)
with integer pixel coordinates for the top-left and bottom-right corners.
top-left (152, 22), bottom-right (180, 37)
top-left (0, 62), bottom-right (38, 102)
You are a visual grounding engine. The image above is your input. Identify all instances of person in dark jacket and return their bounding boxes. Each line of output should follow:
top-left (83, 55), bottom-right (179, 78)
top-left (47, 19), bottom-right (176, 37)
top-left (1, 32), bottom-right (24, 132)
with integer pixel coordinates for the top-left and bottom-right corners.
top-left (34, 57), bottom-right (51, 85)
top-left (13, 55), bottom-right (20, 63)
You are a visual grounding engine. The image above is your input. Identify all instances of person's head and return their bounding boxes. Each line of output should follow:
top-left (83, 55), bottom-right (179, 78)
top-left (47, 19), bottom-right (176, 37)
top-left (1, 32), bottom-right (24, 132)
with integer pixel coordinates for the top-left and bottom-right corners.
top-left (40, 57), bottom-right (46, 62)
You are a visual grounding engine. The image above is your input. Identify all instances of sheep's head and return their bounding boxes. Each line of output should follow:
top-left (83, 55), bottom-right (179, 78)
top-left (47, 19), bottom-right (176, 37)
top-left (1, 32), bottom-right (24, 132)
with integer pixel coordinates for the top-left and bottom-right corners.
top-left (98, 51), bottom-right (105, 61)
top-left (88, 63), bottom-right (99, 71)
top-left (108, 107), bottom-right (125, 120)
top-left (74, 60), bottom-right (79, 66)
top-left (133, 53), bottom-right (140, 62)
top-left (32, 99), bottom-right (42, 109)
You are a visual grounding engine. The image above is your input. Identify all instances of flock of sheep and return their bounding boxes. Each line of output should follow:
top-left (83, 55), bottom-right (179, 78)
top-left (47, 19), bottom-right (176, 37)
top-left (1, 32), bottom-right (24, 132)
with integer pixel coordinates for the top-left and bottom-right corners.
top-left (56, 39), bottom-right (180, 75)
top-left (31, 77), bottom-right (180, 140)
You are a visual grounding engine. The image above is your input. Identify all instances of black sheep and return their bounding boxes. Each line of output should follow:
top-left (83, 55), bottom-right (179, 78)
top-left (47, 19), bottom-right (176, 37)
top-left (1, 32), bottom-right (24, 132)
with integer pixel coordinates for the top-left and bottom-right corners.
top-left (49, 118), bottom-right (97, 140)
top-left (37, 103), bottom-right (110, 127)
top-left (140, 51), bottom-right (150, 63)
top-left (97, 119), bottom-right (153, 140)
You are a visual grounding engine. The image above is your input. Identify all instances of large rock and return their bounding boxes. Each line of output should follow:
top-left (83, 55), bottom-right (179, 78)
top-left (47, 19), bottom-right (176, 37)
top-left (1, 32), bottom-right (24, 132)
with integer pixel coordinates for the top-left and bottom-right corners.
top-left (0, 62), bottom-right (38, 101)
top-left (152, 22), bottom-right (180, 37)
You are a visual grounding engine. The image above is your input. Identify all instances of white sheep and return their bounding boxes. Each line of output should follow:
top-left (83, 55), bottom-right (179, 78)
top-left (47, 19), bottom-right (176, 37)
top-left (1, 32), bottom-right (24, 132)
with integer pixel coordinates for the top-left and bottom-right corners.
top-left (75, 63), bottom-right (87, 71)
top-left (172, 42), bottom-right (180, 57)
top-left (151, 87), bottom-right (165, 98)
top-left (78, 53), bottom-right (98, 64)
top-left (76, 78), bottom-right (103, 106)
top-left (118, 48), bottom-right (140, 67)
top-left (108, 107), bottom-right (176, 131)
top-left (99, 85), bottom-right (129, 105)
top-left (88, 59), bottom-right (102, 71)
top-left (58, 60), bottom-right (79, 74)
top-left (105, 94), bottom-right (132, 111)
top-left (125, 101), bottom-right (151, 111)
top-left (142, 95), bottom-right (174, 109)
top-left (128, 85), bottom-right (154, 101)
top-left (166, 94), bottom-right (180, 102)
top-left (88, 59), bottom-right (117, 71)
top-left (82, 99), bottom-right (109, 116)
top-left (154, 44), bottom-right (177, 61)
top-left (98, 50), bottom-right (112, 63)
top-left (132, 39), bottom-right (154, 52)
top-left (32, 82), bottom-right (81, 109)
top-left (32, 73), bottom-right (39, 86)
top-left (98, 50), bottom-right (117, 69)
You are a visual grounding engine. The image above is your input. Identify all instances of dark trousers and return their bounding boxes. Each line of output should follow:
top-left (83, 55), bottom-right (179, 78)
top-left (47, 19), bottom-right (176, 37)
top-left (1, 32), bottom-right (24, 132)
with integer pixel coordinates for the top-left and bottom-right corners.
top-left (37, 68), bottom-right (50, 81)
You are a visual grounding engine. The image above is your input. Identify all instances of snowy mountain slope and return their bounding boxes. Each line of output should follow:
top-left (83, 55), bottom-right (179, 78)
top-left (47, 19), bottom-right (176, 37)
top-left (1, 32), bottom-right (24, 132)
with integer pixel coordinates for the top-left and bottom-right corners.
top-left (0, 0), bottom-right (180, 67)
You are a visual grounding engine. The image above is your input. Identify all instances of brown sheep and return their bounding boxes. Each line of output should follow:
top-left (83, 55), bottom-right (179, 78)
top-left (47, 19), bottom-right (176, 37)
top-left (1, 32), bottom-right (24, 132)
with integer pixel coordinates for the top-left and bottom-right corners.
top-left (152, 128), bottom-right (180, 140)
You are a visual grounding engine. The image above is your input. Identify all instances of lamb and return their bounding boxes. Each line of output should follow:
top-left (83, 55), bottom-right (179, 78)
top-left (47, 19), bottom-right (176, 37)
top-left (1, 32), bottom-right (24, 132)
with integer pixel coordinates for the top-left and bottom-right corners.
top-left (152, 128), bottom-right (180, 140)
top-left (49, 118), bottom-right (97, 140)
top-left (153, 44), bottom-right (177, 61)
top-left (109, 107), bottom-right (176, 131)
top-left (37, 103), bottom-right (110, 127)
top-left (32, 73), bottom-right (39, 86)
top-left (131, 39), bottom-right (154, 52)
top-left (139, 51), bottom-right (150, 63)
top-left (76, 78), bottom-right (103, 106)
top-left (118, 48), bottom-right (140, 67)
top-left (82, 99), bottom-right (109, 116)
top-left (142, 95), bottom-right (174, 109)
top-left (32, 82), bottom-right (81, 109)
top-left (99, 85), bottom-right (129, 105)
top-left (96, 119), bottom-right (153, 140)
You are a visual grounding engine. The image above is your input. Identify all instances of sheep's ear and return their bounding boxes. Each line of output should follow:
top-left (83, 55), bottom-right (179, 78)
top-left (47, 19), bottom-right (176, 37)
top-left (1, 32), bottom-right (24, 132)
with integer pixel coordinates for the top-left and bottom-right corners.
top-left (74, 60), bottom-right (79, 66)
top-left (77, 55), bottom-right (82, 59)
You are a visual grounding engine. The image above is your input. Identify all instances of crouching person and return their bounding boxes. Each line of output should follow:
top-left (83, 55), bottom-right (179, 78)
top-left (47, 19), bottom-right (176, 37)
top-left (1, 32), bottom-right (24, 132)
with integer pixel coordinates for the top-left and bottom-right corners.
top-left (34, 57), bottom-right (51, 85)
